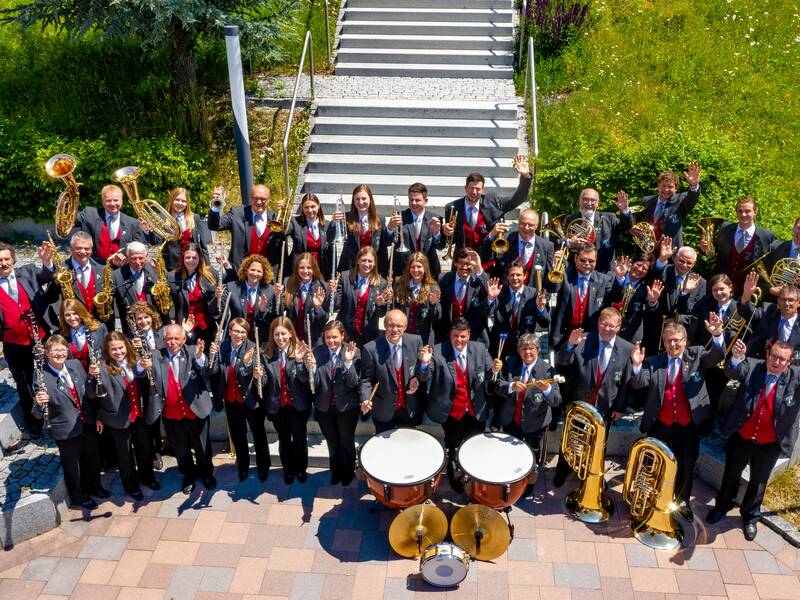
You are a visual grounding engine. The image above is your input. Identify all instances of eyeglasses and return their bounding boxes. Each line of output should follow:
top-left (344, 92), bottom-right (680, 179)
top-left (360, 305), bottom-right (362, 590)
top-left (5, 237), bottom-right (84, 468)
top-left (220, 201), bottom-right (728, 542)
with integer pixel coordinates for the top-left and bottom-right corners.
top-left (768, 355), bottom-right (791, 364)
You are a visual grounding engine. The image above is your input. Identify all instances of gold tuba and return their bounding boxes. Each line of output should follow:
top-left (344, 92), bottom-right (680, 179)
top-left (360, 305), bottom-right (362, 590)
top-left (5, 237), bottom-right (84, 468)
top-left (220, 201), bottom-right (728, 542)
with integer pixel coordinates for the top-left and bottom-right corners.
top-left (45, 153), bottom-right (81, 239)
top-left (696, 217), bottom-right (724, 260)
top-left (541, 215), bottom-right (569, 284)
top-left (46, 232), bottom-right (75, 300)
top-left (151, 242), bottom-right (173, 315)
top-left (112, 166), bottom-right (180, 242)
top-left (93, 260), bottom-right (114, 322)
top-left (623, 437), bottom-right (683, 550)
top-left (561, 401), bottom-right (614, 523)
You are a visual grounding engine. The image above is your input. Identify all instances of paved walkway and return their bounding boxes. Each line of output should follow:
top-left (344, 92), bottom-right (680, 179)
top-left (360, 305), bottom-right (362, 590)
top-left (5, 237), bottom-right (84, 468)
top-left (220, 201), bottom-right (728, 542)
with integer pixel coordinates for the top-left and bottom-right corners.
top-left (2, 453), bottom-right (799, 600)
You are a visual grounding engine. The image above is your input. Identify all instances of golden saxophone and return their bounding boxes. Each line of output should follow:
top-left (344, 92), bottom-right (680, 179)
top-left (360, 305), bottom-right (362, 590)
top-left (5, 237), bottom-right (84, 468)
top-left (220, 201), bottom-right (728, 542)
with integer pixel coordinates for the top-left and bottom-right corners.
top-left (46, 232), bottom-right (75, 300)
top-left (151, 242), bottom-right (173, 315)
top-left (93, 259), bottom-right (115, 322)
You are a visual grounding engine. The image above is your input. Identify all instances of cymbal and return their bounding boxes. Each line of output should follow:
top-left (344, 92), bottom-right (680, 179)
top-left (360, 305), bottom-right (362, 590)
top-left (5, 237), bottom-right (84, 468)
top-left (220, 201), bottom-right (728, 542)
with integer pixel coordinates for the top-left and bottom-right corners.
top-left (451, 504), bottom-right (511, 561)
top-left (388, 504), bottom-right (448, 558)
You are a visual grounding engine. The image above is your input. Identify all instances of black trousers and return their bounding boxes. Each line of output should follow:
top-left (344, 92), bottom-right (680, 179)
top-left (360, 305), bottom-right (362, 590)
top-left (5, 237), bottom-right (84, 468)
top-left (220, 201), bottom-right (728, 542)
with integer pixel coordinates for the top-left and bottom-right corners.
top-left (503, 422), bottom-right (546, 461)
top-left (225, 401), bottom-right (270, 475)
top-left (373, 407), bottom-right (415, 434)
top-left (442, 414), bottom-right (485, 483)
top-left (317, 407), bottom-right (359, 482)
top-left (702, 366), bottom-right (727, 434)
top-left (55, 428), bottom-right (101, 505)
top-left (163, 416), bottom-right (214, 480)
top-left (106, 418), bottom-right (155, 493)
top-left (715, 433), bottom-right (782, 521)
top-left (270, 405), bottom-right (310, 477)
top-left (149, 416), bottom-right (164, 456)
top-left (648, 419), bottom-right (700, 504)
top-left (5, 342), bottom-right (42, 430)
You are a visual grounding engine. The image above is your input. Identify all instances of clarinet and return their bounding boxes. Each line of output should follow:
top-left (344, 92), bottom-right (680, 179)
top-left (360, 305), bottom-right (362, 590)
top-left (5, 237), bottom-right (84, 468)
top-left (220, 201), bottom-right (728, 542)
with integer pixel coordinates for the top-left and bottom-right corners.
top-left (28, 313), bottom-right (49, 432)
top-left (253, 324), bottom-right (263, 399)
top-left (86, 333), bottom-right (106, 398)
top-left (209, 293), bottom-right (232, 369)
top-left (306, 313), bottom-right (315, 393)
top-left (127, 314), bottom-right (155, 386)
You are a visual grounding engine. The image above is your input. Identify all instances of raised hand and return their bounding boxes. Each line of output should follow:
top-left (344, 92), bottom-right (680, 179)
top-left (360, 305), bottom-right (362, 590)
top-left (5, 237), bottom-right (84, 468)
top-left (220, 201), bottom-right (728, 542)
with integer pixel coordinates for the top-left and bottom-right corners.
top-left (111, 252), bottom-right (127, 268)
top-left (257, 293), bottom-right (268, 312)
top-left (612, 255), bottom-right (631, 280)
top-left (312, 286), bottom-right (325, 309)
top-left (467, 250), bottom-right (483, 274)
top-left (375, 286), bottom-right (392, 306)
top-left (513, 154), bottom-right (530, 177)
top-left (429, 217), bottom-right (442, 237)
top-left (388, 213), bottom-right (402, 230)
top-left (490, 221), bottom-right (509, 240)
top-left (536, 291), bottom-right (548, 310)
top-left (38, 241), bottom-right (53, 266)
top-left (343, 340), bottom-right (357, 363)
top-left (429, 286), bottom-right (442, 305)
top-left (615, 190), bottom-right (629, 213)
top-left (492, 358), bottom-right (503, 373)
top-left (295, 341), bottom-right (308, 362)
top-left (631, 341), bottom-right (646, 367)
top-left (195, 339), bottom-right (205, 358)
top-left (704, 311), bottom-right (724, 337)
top-left (731, 339), bottom-right (747, 361)
top-left (182, 314), bottom-right (196, 333)
top-left (684, 162), bottom-right (701, 188)
top-left (486, 277), bottom-right (502, 301)
top-left (419, 344), bottom-right (433, 364)
top-left (659, 236), bottom-right (674, 263)
top-left (243, 347), bottom-right (254, 366)
top-left (567, 328), bottom-right (586, 347)
top-left (647, 280), bottom-right (665, 304)
top-left (273, 282), bottom-right (284, 297)
top-left (742, 271), bottom-right (759, 299)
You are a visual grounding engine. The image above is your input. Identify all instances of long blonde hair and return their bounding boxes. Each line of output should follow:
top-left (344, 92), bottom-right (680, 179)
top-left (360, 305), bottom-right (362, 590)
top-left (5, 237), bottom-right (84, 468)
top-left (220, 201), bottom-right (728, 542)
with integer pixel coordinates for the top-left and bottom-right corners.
top-left (394, 252), bottom-right (436, 305)
top-left (167, 187), bottom-right (196, 230)
top-left (58, 298), bottom-right (100, 335)
top-left (347, 184), bottom-right (381, 233)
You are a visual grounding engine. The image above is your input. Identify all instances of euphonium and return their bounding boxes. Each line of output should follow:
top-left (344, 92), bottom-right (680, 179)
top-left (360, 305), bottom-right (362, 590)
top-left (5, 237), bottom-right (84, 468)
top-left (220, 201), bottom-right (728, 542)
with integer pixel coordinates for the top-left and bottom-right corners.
top-left (151, 242), bottom-right (173, 315)
top-left (112, 166), bottom-right (180, 242)
top-left (491, 217), bottom-right (509, 255)
top-left (697, 217), bottom-right (724, 260)
top-left (94, 260), bottom-right (114, 322)
top-left (45, 153), bottom-right (81, 239)
top-left (623, 437), bottom-right (683, 550)
top-left (46, 232), bottom-right (75, 300)
top-left (541, 215), bottom-right (570, 284)
top-left (561, 401), bottom-right (614, 523)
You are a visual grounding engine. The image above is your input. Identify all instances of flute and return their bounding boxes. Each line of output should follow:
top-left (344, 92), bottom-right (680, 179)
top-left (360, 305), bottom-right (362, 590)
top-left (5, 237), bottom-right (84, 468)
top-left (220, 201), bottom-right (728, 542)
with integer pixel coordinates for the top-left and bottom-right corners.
top-left (328, 240), bottom-right (338, 321)
top-left (253, 323), bottom-right (263, 399)
top-left (306, 313), bottom-right (315, 393)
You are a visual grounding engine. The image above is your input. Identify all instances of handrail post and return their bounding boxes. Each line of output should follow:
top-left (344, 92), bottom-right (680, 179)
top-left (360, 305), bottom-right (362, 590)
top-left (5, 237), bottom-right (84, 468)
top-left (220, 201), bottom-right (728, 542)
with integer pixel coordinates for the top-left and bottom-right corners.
top-left (283, 30), bottom-right (315, 199)
top-left (518, 1), bottom-right (527, 69)
top-left (527, 36), bottom-right (539, 159)
top-left (324, 0), bottom-right (332, 67)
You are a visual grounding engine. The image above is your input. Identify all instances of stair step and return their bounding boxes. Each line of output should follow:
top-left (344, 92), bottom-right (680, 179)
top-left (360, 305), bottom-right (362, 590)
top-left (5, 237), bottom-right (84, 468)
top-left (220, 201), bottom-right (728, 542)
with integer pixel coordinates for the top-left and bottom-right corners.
top-left (345, 7), bottom-right (514, 22)
top-left (302, 173), bottom-right (521, 198)
top-left (314, 98), bottom-right (518, 120)
top-left (341, 20), bottom-right (513, 36)
top-left (312, 116), bottom-right (518, 138)
top-left (308, 134), bottom-right (519, 157)
top-left (336, 47), bottom-right (513, 66)
top-left (347, 0), bottom-right (511, 8)
top-left (335, 62), bottom-right (514, 78)
top-left (304, 154), bottom-right (517, 177)
top-left (338, 33), bottom-right (514, 50)
top-left (311, 194), bottom-right (469, 214)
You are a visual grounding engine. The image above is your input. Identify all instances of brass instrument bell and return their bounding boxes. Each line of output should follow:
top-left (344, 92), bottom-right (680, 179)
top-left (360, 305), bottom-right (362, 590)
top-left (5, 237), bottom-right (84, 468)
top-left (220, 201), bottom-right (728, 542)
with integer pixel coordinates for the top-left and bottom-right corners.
top-left (112, 166), bottom-right (180, 242)
top-left (696, 217), bottom-right (724, 260)
top-left (46, 153), bottom-right (81, 239)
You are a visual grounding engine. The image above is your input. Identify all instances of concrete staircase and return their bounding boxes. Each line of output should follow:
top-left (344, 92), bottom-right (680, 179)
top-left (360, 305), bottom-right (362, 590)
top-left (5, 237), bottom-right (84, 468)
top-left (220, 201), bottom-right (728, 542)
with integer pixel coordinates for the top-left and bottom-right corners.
top-left (336, 0), bottom-right (515, 79)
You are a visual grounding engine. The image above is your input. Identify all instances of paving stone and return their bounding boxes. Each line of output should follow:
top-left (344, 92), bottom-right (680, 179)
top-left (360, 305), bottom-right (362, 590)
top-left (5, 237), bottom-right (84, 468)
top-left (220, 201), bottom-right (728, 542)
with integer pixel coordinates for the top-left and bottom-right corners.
top-left (164, 565), bottom-right (206, 600)
top-left (21, 556), bottom-right (60, 581)
top-left (198, 566), bottom-right (235, 592)
top-left (553, 563), bottom-right (601, 589)
top-left (290, 572), bottom-right (325, 600)
top-left (507, 537), bottom-right (537, 561)
top-left (40, 557), bottom-right (88, 596)
top-left (625, 544), bottom-right (658, 568)
top-left (77, 535), bottom-right (128, 560)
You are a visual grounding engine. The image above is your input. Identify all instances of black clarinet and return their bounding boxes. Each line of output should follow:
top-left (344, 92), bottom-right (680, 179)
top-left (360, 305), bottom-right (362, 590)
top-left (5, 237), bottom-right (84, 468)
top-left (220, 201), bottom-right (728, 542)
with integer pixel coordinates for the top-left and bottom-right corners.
top-left (86, 333), bottom-right (106, 397)
top-left (127, 314), bottom-right (155, 386)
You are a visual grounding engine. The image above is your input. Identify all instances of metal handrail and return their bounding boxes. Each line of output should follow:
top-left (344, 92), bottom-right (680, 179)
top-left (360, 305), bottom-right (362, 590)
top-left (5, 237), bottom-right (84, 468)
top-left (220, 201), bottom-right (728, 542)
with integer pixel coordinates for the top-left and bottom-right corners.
top-left (323, 0), bottom-right (331, 67)
top-left (282, 30), bottom-right (316, 199)
top-left (523, 36), bottom-right (539, 159)
top-left (518, 1), bottom-right (527, 68)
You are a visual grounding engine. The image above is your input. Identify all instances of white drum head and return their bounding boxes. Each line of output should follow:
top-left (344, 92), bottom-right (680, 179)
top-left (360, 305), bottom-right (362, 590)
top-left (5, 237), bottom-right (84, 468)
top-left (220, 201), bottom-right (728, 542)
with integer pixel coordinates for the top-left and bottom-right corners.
top-left (420, 543), bottom-right (469, 587)
top-left (458, 433), bottom-right (534, 484)
top-left (360, 429), bottom-right (445, 484)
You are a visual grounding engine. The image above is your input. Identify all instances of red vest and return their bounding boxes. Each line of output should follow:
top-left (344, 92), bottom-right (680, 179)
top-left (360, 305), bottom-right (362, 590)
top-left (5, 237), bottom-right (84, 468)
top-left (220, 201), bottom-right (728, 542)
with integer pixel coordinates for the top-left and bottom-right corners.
top-left (70, 341), bottom-right (89, 371)
top-left (163, 363), bottom-right (197, 420)
top-left (249, 222), bottom-right (271, 258)
top-left (658, 368), bottom-right (692, 426)
top-left (358, 228), bottom-right (373, 249)
top-left (97, 221), bottom-right (121, 261)
top-left (225, 364), bottom-right (245, 404)
top-left (394, 367), bottom-right (406, 410)
top-left (245, 294), bottom-right (256, 326)
top-left (279, 363), bottom-right (292, 408)
top-left (462, 210), bottom-right (487, 250)
top-left (406, 301), bottom-right (420, 335)
top-left (306, 228), bottom-right (321, 265)
top-left (451, 292), bottom-right (467, 324)
top-left (74, 268), bottom-right (96, 313)
top-left (354, 285), bottom-right (369, 336)
top-left (589, 364), bottom-right (605, 406)
top-left (649, 204), bottom-right (667, 241)
top-left (727, 234), bottom-right (757, 293)
top-left (122, 373), bottom-right (142, 423)
top-left (523, 248), bottom-right (536, 282)
top-left (449, 359), bottom-right (474, 419)
top-left (294, 293), bottom-right (306, 342)
top-left (179, 228), bottom-right (192, 248)
top-left (65, 384), bottom-right (88, 423)
top-left (0, 283), bottom-right (41, 345)
top-left (738, 381), bottom-right (778, 444)
top-left (187, 282), bottom-right (209, 331)
top-left (571, 284), bottom-right (590, 329)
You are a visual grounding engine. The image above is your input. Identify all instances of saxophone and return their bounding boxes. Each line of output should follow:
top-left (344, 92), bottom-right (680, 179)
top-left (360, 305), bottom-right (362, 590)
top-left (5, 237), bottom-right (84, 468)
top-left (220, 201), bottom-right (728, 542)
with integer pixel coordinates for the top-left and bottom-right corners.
top-left (151, 242), bottom-right (173, 315)
top-left (46, 232), bottom-right (75, 300)
top-left (93, 260), bottom-right (114, 321)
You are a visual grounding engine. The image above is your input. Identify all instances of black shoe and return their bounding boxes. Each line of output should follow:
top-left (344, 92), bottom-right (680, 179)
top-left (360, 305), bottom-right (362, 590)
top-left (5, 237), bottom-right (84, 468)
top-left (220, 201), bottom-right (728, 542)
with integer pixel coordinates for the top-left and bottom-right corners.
top-left (283, 473), bottom-right (294, 485)
top-left (238, 470), bottom-right (248, 482)
top-left (152, 454), bottom-right (163, 471)
top-left (144, 480), bottom-right (161, 491)
top-left (552, 472), bottom-right (567, 488)
top-left (678, 502), bottom-right (694, 522)
top-left (130, 490), bottom-right (144, 501)
top-left (93, 487), bottom-right (111, 499)
top-left (448, 476), bottom-right (464, 494)
top-left (79, 499), bottom-right (98, 510)
top-left (297, 472), bottom-right (308, 484)
top-left (743, 520), bottom-right (758, 541)
top-left (706, 508), bottom-right (726, 524)
top-left (340, 475), bottom-right (354, 486)
top-left (29, 426), bottom-right (43, 439)
top-left (202, 476), bottom-right (217, 490)
top-left (182, 478), bottom-right (195, 494)
top-left (330, 473), bottom-right (341, 486)
top-left (258, 469), bottom-right (268, 482)
top-left (523, 483), bottom-right (534, 498)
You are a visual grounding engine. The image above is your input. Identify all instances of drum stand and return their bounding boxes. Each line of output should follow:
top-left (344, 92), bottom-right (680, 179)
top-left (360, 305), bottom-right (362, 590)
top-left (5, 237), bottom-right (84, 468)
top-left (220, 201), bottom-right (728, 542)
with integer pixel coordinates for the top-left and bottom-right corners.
top-left (500, 506), bottom-right (515, 541)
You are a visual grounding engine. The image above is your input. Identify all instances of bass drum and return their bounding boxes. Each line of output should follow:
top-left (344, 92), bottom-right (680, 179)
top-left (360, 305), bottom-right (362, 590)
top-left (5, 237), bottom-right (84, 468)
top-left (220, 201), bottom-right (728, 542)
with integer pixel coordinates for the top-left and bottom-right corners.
top-left (457, 432), bottom-right (536, 509)
top-left (420, 543), bottom-right (470, 587)
top-left (357, 428), bottom-right (446, 510)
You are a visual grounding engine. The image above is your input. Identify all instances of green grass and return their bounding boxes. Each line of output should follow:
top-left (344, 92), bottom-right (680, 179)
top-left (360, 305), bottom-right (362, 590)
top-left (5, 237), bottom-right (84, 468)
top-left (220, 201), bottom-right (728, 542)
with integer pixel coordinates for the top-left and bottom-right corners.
top-left (525, 0), bottom-right (800, 240)
top-left (764, 463), bottom-right (800, 530)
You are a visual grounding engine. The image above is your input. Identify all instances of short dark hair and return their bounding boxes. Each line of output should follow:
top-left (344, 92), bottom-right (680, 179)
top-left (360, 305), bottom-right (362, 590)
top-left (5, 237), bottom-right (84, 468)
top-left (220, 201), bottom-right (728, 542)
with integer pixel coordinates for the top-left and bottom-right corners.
top-left (452, 318), bottom-right (471, 333)
top-left (735, 195), bottom-right (757, 211)
top-left (453, 247), bottom-right (472, 263)
top-left (0, 242), bottom-right (15, 261)
top-left (408, 182), bottom-right (427, 197)
top-left (505, 259), bottom-right (525, 274)
top-left (465, 172), bottom-right (485, 186)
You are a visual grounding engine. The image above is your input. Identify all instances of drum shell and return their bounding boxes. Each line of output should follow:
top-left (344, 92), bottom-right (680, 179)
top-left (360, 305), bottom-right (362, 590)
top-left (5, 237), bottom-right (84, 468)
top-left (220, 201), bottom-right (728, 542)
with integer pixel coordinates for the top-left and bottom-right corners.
top-left (420, 543), bottom-right (470, 588)
top-left (460, 471), bottom-right (535, 509)
top-left (361, 471), bottom-right (443, 510)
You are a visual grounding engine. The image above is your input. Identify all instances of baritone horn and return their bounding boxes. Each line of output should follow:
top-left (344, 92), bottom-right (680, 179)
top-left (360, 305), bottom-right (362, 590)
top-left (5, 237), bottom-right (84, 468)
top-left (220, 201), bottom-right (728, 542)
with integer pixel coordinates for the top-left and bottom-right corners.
top-left (45, 153), bottom-right (81, 239)
top-left (112, 166), bottom-right (180, 241)
top-left (561, 401), bottom-right (614, 522)
top-left (696, 217), bottom-right (724, 260)
top-left (623, 437), bottom-right (683, 550)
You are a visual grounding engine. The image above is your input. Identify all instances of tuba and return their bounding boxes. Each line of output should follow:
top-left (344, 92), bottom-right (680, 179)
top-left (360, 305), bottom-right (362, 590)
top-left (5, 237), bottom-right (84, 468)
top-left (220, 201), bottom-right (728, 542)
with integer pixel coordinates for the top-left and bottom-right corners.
top-left (696, 217), bottom-right (724, 260)
top-left (623, 437), bottom-right (683, 550)
top-left (561, 401), bottom-right (614, 523)
top-left (112, 166), bottom-right (180, 242)
top-left (93, 260), bottom-right (115, 322)
top-left (151, 242), bottom-right (173, 315)
top-left (46, 232), bottom-right (75, 300)
top-left (45, 153), bottom-right (81, 239)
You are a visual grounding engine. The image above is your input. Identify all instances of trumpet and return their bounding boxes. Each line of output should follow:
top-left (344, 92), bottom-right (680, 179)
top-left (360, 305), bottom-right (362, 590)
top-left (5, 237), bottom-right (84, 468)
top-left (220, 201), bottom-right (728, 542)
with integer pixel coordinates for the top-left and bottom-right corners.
top-left (211, 186), bottom-right (227, 211)
top-left (45, 153), bottom-right (81, 239)
top-left (491, 217), bottom-right (509, 255)
top-left (268, 191), bottom-right (296, 234)
top-left (444, 208), bottom-right (458, 262)
top-left (393, 195), bottom-right (410, 255)
top-left (113, 166), bottom-right (180, 242)
top-left (697, 217), bottom-right (724, 260)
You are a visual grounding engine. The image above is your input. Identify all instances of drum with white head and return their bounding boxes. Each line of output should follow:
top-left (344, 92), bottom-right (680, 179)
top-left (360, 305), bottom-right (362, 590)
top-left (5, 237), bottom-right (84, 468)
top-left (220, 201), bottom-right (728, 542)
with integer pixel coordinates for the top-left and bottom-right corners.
top-left (420, 542), bottom-right (470, 587)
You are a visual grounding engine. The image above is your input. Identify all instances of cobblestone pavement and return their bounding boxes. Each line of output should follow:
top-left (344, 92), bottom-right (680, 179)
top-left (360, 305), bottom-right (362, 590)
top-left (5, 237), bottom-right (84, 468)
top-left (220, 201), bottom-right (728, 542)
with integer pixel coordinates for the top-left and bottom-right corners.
top-left (257, 75), bottom-right (517, 101)
top-left (1, 454), bottom-right (799, 600)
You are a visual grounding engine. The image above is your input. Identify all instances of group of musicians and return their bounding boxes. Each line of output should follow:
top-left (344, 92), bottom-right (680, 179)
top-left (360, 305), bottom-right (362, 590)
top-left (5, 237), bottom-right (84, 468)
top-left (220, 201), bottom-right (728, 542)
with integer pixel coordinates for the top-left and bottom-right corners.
top-left (3, 157), bottom-right (800, 543)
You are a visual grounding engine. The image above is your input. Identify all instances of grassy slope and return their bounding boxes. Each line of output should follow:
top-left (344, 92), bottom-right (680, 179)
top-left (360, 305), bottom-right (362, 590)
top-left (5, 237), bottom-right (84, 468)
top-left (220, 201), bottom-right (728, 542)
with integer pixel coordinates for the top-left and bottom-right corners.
top-left (532, 0), bottom-right (799, 239)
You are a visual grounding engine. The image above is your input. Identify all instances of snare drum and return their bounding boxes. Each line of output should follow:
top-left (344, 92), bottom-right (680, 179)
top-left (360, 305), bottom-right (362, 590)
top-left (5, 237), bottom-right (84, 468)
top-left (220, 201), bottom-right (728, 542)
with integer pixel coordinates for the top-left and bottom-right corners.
top-left (457, 432), bottom-right (536, 509)
top-left (420, 543), bottom-right (470, 587)
top-left (357, 428), bottom-right (446, 510)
